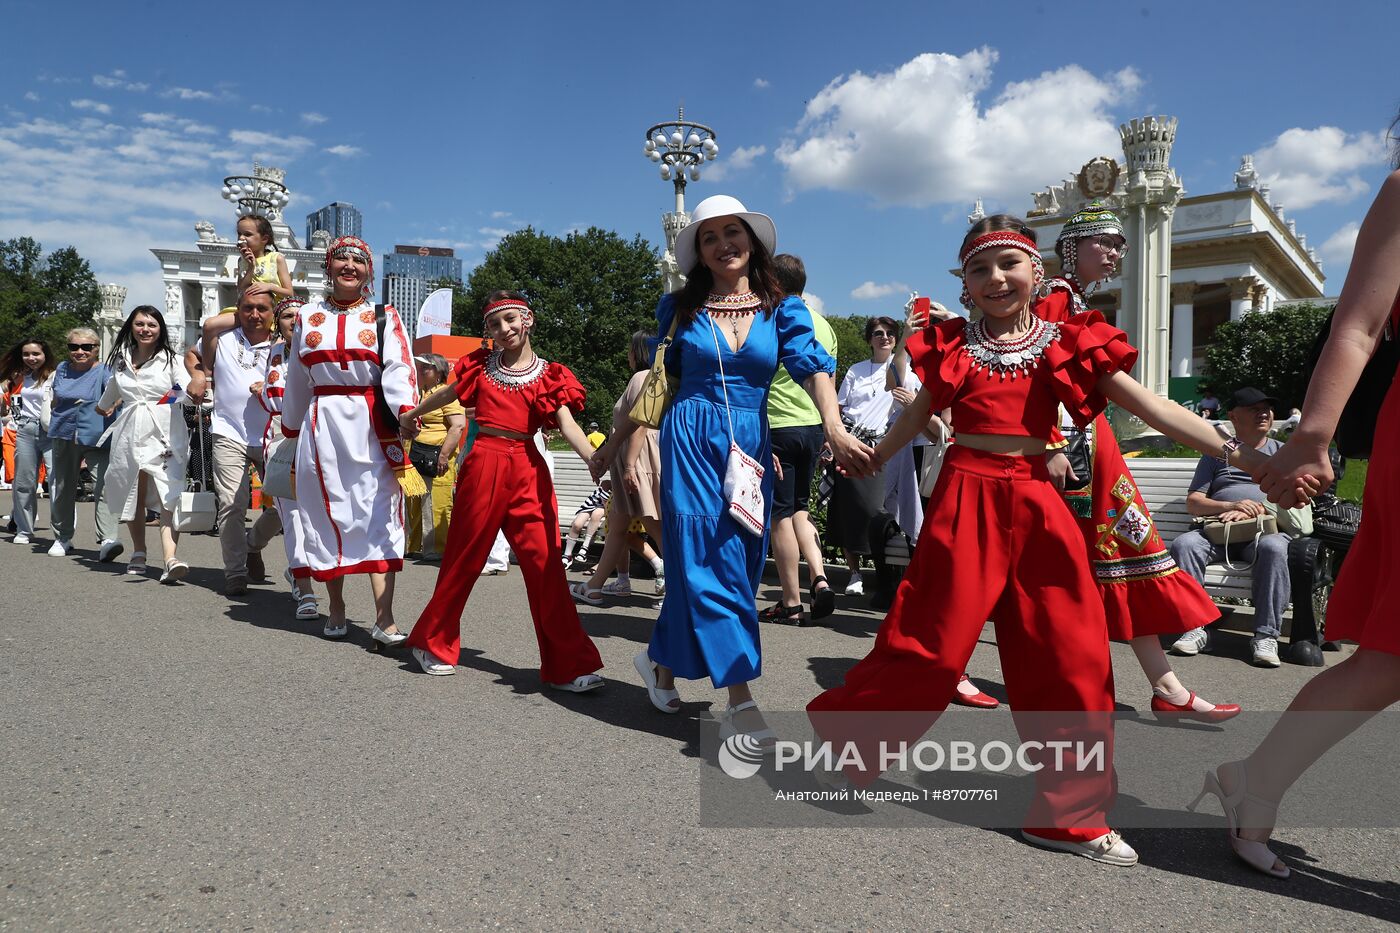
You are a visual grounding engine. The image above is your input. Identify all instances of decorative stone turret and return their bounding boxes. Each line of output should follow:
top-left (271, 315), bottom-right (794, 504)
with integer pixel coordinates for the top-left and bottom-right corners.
top-left (95, 283), bottom-right (127, 358)
top-left (657, 209), bottom-right (691, 293)
top-left (967, 198), bottom-right (986, 225)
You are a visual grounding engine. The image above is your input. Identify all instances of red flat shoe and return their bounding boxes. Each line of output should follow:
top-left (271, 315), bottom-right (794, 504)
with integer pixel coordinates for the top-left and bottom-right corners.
top-left (1150, 692), bottom-right (1242, 723)
top-left (952, 675), bottom-right (999, 709)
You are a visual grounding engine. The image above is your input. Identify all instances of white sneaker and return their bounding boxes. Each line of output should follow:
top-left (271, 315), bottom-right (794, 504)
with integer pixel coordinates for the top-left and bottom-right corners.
top-left (47, 539), bottom-right (72, 557)
top-left (413, 646), bottom-right (455, 676)
top-left (1170, 627), bottom-right (1211, 656)
top-left (98, 539), bottom-right (124, 563)
top-left (844, 574), bottom-right (864, 597)
top-left (1251, 636), bottom-right (1281, 668)
top-left (13, 533), bottom-right (30, 546)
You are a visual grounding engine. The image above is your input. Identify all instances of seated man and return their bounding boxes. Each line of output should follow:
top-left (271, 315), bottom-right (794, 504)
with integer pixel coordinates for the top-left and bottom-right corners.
top-left (1168, 387), bottom-right (1291, 667)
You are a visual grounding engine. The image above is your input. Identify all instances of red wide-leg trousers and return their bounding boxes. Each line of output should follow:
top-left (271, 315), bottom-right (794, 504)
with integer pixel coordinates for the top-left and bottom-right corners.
top-left (406, 434), bottom-right (604, 684)
top-left (808, 445), bottom-right (1117, 841)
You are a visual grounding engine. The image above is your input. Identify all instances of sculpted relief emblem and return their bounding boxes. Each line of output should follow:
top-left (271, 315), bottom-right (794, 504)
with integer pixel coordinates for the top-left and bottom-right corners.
top-left (1077, 157), bottom-right (1121, 199)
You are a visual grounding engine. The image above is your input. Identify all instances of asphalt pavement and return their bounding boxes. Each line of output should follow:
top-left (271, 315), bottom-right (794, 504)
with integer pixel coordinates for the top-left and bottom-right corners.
top-left (1, 503), bottom-right (1395, 930)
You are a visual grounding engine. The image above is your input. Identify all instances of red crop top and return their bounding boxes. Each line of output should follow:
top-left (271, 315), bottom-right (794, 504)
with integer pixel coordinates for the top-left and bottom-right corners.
top-left (451, 348), bottom-right (586, 434)
top-left (905, 311), bottom-right (1138, 438)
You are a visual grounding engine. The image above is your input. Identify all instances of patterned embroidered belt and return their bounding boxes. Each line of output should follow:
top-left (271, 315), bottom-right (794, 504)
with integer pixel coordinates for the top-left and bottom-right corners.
top-left (1092, 551), bottom-right (1179, 583)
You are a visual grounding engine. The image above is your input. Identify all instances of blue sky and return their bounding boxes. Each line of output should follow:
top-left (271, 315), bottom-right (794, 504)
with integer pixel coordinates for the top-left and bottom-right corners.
top-left (2, 0), bottom-right (1395, 320)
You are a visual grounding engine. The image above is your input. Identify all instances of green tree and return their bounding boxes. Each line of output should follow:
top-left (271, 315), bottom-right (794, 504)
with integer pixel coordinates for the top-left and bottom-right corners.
top-left (825, 313), bottom-right (871, 385)
top-left (458, 227), bottom-right (662, 426)
top-left (1200, 302), bottom-right (1334, 410)
top-left (0, 237), bottom-right (102, 359)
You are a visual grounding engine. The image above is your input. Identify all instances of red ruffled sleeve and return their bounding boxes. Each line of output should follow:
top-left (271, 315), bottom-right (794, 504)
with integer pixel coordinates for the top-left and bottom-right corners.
top-left (452, 348), bottom-right (489, 406)
top-left (904, 317), bottom-right (967, 413)
top-left (532, 362), bottom-right (586, 430)
top-left (1043, 311), bottom-right (1138, 428)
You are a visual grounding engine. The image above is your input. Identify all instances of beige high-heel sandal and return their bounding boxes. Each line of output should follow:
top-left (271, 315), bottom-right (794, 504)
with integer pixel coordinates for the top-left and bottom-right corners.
top-left (1188, 760), bottom-right (1290, 879)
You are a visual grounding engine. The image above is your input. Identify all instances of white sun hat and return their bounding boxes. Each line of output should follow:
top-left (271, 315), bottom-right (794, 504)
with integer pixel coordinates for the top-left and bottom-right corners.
top-left (673, 195), bottom-right (777, 276)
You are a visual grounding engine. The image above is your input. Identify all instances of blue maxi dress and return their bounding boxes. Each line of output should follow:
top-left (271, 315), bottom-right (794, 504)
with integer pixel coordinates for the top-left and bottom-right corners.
top-left (651, 293), bottom-right (836, 687)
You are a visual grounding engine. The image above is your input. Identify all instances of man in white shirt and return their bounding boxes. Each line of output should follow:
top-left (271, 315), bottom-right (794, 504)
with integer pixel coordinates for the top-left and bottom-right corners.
top-left (185, 291), bottom-right (281, 596)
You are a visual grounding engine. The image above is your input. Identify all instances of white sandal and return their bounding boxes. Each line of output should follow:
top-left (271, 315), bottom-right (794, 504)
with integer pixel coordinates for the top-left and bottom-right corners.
top-left (547, 673), bottom-right (605, 693)
top-left (294, 592), bottom-right (320, 620)
top-left (633, 650), bottom-right (680, 713)
top-left (1188, 761), bottom-right (1290, 878)
top-left (720, 699), bottom-right (777, 753)
top-left (125, 551), bottom-right (148, 576)
top-left (569, 581), bottom-right (604, 606)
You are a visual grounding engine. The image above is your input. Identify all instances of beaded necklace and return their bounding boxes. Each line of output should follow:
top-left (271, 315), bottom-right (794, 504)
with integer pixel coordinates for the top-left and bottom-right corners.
top-left (230, 328), bottom-right (271, 373)
top-left (484, 348), bottom-right (547, 391)
top-left (328, 295), bottom-right (366, 315)
top-left (963, 316), bottom-right (1059, 380)
top-left (704, 291), bottom-right (763, 341)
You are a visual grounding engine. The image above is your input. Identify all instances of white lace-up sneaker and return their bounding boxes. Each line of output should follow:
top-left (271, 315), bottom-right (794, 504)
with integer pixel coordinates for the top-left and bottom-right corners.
top-left (47, 539), bottom-right (72, 557)
top-left (1170, 627), bottom-right (1211, 656)
top-left (844, 574), bottom-right (864, 597)
top-left (1251, 636), bottom-right (1281, 668)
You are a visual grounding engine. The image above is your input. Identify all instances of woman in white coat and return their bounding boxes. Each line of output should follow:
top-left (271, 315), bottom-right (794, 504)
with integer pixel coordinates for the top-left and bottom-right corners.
top-left (97, 306), bottom-right (191, 583)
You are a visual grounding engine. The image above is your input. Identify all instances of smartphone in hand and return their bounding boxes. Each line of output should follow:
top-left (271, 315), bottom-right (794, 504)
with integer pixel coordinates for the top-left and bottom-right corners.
top-left (911, 296), bottom-right (931, 329)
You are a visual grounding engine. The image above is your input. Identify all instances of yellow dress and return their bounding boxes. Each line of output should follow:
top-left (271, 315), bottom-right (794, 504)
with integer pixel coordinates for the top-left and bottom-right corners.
top-left (406, 392), bottom-right (465, 555)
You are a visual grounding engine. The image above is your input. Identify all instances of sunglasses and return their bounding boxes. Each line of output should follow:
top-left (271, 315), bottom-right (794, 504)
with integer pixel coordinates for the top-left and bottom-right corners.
top-left (870, 330), bottom-right (895, 338)
top-left (68, 343), bottom-right (97, 351)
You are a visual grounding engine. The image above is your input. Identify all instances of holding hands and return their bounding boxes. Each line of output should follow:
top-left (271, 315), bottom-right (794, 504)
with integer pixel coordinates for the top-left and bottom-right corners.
top-left (1251, 436), bottom-right (1330, 509)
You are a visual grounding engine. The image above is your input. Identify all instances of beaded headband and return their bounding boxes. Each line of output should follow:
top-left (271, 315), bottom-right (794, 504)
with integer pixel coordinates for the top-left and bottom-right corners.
top-left (324, 235), bottom-right (374, 301)
top-left (482, 298), bottom-right (532, 320)
top-left (273, 296), bottom-right (305, 316)
top-left (958, 231), bottom-right (1044, 312)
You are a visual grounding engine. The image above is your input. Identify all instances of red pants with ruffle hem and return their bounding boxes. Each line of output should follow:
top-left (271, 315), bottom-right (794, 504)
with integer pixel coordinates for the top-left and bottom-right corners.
top-left (808, 445), bottom-right (1117, 842)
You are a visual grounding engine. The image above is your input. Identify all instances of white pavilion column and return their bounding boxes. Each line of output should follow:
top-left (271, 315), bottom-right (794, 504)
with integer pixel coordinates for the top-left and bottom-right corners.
top-left (1226, 276), bottom-right (1259, 322)
top-left (1170, 282), bottom-right (1196, 377)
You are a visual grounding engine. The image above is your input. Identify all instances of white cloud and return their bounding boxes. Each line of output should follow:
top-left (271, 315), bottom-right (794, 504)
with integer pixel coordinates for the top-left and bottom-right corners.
top-left (491, 210), bottom-right (513, 219)
top-left (93, 73), bottom-right (147, 92)
top-left (325, 144), bottom-right (361, 157)
top-left (228, 129), bottom-right (314, 161)
top-left (754, 78), bottom-right (770, 89)
top-left (301, 111), bottom-right (328, 125)
top-left (249, 104), bottom-right (275, 114)
top-left (851, 280), bottom-right (911, 301)
top-left (776, 48), bottom-right (1139, 208)
top-left (163, 87), bottom-right (215, 101)
top-left (0, 108), bottom-right (286, 307)
top-left (71, 99), bottom-right (112, 115)
top-left (1318, 221), bottom-right (1361, 267)
top-left (479, 226), bottom-right (513, 238)
top-left (801, 291), bottom-right (825, 317)
top-left (1253, 126), bottom-right (1387, 211)
top-left (23, 92), bottom-right (39, 102)
top-left (705, 144), bottom-right (767, 182)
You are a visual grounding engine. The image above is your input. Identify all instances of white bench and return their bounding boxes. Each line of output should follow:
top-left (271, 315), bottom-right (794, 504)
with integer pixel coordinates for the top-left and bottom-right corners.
top-left (553, 455), bottom-right (600, 538)
top-left (874, 456), bottom-right (1335, 661)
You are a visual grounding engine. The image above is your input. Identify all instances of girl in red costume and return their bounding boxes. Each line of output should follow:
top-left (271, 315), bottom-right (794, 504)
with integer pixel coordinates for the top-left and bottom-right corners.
top-left (1040, 202), bottom-right (1238, 721)
top-left (400, 291), bottom-right (605, 692)
top-left (808, 216), bottom-right (1268, 866)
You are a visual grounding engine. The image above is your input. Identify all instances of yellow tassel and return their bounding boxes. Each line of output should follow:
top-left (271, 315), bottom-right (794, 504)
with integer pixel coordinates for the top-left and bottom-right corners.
top-left (398, 467), bottom-right (427, 498)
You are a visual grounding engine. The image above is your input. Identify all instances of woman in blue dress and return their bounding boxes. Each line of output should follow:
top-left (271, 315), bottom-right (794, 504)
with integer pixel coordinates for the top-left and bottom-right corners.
top-left (590, 195), bottom-right (871, 742)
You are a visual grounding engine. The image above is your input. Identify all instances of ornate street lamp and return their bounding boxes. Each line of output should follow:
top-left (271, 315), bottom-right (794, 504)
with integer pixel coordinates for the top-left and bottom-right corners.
top-left (220, 163), bottom-right (290, 221)
top-left (643, 107), bottom-right (718, 291)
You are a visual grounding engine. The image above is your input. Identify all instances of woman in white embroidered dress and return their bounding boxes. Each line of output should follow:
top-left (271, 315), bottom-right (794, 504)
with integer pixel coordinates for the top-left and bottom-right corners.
top-left (280, 237), bottom-right (418, 646)
top-left (96, 306), bottom-right (191, 584)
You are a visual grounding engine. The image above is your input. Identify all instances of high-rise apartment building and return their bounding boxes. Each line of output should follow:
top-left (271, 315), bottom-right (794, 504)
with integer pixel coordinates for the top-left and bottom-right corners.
top-left (305, 201), bottom-right (363, 246)
top-left (382, 245), bottom-right (462, 337)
